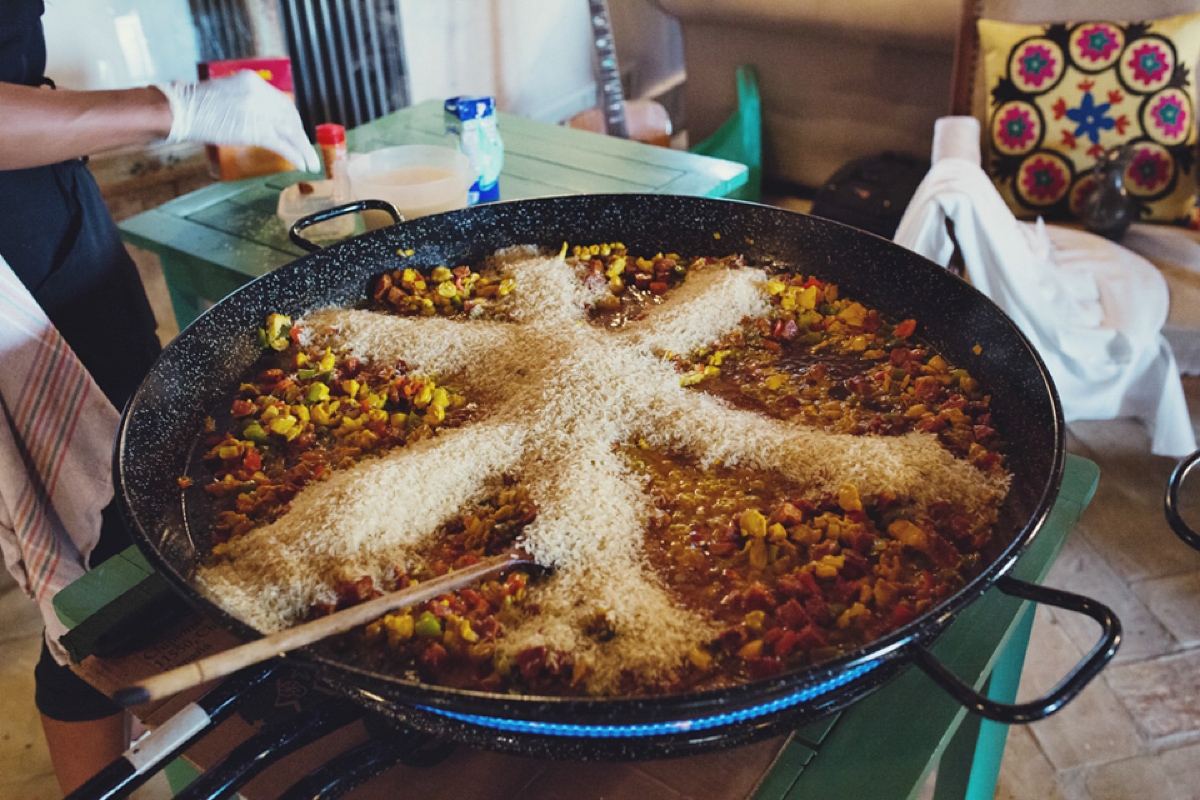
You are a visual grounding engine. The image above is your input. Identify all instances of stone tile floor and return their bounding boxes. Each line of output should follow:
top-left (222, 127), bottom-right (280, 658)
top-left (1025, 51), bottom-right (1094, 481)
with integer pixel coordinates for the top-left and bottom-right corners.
top-left (2, 235), bottom-right (1200, 799)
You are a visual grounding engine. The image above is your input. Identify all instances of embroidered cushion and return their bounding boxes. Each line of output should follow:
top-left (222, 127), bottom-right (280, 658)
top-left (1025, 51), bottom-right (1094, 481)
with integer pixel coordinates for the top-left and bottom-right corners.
top-left (978, 12), bottom-right (1200, 224)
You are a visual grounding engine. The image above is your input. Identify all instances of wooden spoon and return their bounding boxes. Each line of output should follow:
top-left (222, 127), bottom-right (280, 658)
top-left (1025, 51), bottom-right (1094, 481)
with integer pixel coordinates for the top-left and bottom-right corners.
top-left (115, 547), bottom-right (537, 706)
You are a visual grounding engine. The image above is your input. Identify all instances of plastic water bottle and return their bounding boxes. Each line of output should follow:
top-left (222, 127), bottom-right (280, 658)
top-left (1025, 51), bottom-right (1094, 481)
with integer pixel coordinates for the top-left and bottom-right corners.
top-left (444, 96), bottom-right (504, 205)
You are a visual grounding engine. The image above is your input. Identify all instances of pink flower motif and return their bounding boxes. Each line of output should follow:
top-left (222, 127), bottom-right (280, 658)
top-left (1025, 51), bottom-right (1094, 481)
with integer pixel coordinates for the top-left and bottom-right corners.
top-left (1020, 157), bottom-right (1068, 201)
top-left (996, 106), bottom-right (1036, 150)
top-left (1127, 43), bottom-right (1170, 86)
top-left (1128, 147), bottom-right (1171, 191)
top-left (1150, 95), bottom-right (1188, 138)
top-left (1016, 44), bottom-right (1057, 87)
top-left (1075, 25), bottom-right (1120, 62)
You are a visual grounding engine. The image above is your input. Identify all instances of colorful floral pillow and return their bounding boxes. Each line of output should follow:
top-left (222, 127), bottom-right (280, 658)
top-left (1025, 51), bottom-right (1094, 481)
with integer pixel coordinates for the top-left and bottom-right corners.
top-left (978, 12), bottom-right (1200, 224)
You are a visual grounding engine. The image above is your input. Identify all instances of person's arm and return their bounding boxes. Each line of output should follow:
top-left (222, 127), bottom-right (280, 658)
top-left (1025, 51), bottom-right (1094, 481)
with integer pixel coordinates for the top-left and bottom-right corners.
top-left (0, 83), bottom-right (172, 170)
top-left (0, 71), bottom-right (319, 173)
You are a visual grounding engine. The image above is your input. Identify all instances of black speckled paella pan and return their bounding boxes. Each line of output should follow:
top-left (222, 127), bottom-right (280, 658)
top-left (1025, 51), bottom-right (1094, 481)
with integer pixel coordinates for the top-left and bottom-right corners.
top-left (114, 194), bottom-right (1119, 760)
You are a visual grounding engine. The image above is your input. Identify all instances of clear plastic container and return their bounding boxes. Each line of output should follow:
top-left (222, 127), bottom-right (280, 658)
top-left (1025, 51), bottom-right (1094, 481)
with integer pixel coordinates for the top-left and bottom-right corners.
top-left (347, 145), bottom-right (473, 228)
top-left (276, 179), bottom-right (355, 241)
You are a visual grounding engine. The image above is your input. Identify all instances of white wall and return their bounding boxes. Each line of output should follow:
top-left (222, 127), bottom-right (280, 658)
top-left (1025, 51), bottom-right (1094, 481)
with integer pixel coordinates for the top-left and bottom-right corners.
top-left (41, 0), bottom-right (200, 90)
top-left (399, 0), bottom-right (595, 123)
top-left (398, 0), bottom-right (683, 124)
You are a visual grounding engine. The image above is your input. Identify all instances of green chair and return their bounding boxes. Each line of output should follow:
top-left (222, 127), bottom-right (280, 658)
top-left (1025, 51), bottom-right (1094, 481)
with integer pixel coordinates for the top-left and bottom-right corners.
top-left (690, 64), bottom-right (762, 202)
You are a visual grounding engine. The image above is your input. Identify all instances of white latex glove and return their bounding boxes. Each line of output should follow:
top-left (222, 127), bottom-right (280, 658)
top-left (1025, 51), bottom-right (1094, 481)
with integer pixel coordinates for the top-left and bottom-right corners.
top-left (157, 71), bottom-right (320, 173)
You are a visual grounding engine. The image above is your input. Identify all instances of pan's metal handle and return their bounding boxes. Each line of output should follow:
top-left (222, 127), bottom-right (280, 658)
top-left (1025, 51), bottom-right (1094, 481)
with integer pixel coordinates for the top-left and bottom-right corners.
top-left (171, 701), bottom-right (361, 800)
top-left (913, 576), bottom-right (1120, 724)
top-left (275, 726), bottom-right (454, 800)
top-left (1166, 449), bottom-right (1200, 552)
top-left (63, 664), bottom-right (277, 800)
top-left (289, 199), bottom-right (403, 252)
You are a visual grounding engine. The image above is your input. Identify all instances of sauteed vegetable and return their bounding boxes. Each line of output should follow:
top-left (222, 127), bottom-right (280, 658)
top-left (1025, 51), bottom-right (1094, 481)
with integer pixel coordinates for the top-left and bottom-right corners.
top-left (192, 243), bottom-right (1008, 696)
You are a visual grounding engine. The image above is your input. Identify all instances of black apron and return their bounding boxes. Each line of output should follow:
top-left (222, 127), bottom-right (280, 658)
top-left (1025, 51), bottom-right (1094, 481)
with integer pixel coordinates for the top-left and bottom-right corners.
top-left (0, 0), bottom-right (162, 413)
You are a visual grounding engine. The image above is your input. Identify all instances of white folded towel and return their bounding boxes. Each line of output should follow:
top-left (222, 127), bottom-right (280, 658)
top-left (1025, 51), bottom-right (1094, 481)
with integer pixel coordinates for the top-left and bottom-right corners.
top-left (895, 117), bottom-right (1196, 458)
top-left (0, 252), bottom-right (120, 664)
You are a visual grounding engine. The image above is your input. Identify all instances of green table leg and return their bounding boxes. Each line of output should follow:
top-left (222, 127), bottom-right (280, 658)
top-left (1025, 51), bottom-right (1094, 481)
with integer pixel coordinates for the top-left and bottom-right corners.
top-left (158, 254), bottom-right (210, 330)
top-left (932, 601), bottom-right (1035, 800)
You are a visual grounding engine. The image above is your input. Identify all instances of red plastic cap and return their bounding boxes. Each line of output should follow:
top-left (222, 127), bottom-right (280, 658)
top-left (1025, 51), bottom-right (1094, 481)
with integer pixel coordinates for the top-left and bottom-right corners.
top-left (315, 123), bottom-right (346, 145)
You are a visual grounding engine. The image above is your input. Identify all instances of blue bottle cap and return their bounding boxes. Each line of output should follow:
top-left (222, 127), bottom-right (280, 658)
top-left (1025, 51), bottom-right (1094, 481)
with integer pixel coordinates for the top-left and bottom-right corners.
top-left (444, 96), bottom-right (496, 120)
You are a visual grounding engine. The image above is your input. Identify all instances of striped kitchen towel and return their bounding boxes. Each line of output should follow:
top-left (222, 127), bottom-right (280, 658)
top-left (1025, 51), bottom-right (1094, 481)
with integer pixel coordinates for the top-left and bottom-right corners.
top-left (0, 252), bottom-right (120, 664)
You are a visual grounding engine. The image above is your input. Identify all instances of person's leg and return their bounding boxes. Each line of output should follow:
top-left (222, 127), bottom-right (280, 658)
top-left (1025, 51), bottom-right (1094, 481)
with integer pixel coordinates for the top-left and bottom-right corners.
top-left (34, 507), bottom-right (132, 795)
top-left (39, 712), bottom-right (129, 794)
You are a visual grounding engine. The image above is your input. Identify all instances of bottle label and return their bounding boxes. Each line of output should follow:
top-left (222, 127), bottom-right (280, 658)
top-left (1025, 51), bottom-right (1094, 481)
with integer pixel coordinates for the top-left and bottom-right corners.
top-left (445, 96), bottom-right (504, 206)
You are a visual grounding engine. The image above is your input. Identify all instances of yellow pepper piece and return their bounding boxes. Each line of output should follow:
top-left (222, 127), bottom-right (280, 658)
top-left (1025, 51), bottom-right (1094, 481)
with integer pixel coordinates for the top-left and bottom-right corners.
top-left (687, 647), bottom-right (712, 669)
top-left (318, 348), bottom-right (336, 372)
top-left (837, 302), bottom-right (868, 327)
top-left (739, 509), bottom-right (768, 538)
top-left (797, 285), bottom-right (818, 310)
top-left (837, 483), bottom-right (862, 512)
top-left (888, 519), bottom-right (928, 550)
top-left (737, 639), bottom-right (762, 659)
top-left (413, 383), bottom-right (433, 408)
top-left (383, 613), bottom-right (415, 646)
top-left (837, 602), bottom-right (869, 629)
top-left (764, 373), bottom-right (786, 391)
top-left (814, 554), bottom-right (844, 578)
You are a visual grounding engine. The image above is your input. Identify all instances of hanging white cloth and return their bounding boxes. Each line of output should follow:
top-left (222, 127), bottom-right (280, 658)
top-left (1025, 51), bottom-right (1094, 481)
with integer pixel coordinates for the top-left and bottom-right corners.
top-left (894, 117), bottom-right (1195, 458)
top-left (0, 252), bottom-right (120, 664)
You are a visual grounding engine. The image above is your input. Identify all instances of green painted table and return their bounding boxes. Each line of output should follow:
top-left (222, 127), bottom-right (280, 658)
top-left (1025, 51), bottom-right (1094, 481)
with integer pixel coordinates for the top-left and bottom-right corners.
top-left (57, 455), bottom-right (1099, 800)
top-left (118, 99), bottom-right (749, 331)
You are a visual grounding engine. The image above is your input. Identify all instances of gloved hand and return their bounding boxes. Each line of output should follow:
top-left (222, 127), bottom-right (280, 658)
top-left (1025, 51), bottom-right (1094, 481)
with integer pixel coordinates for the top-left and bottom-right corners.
top-left (156, 71), bottom-right (320, 173)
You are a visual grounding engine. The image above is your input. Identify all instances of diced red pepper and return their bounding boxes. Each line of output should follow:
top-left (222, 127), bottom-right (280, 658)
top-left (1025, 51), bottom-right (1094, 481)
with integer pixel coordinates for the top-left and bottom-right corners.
top-left (794, 624), bottom-right (828, 649)
top-left (516, 646), bottom-right (546, 681)
top-left (773, 629), bottom-right (802, 657)
top-left (890, 604), bottom-right (917, 627)
top-left (777, 599), bottom-right (811, 629)
top-left (419, 641), bottom-right (448, 673)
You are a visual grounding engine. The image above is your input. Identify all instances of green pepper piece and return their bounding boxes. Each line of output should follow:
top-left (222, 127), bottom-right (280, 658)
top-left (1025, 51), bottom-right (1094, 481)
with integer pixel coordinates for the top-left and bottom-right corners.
top-left (414, 610), bottom-right (442, 638)
top-left (243, 422), bottom-right (269, 444)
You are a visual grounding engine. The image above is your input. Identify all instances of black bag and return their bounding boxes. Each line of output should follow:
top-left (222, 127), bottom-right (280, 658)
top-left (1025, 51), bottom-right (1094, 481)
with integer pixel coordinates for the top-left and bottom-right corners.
top-left (810, 151), bottom-right (930, 238)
